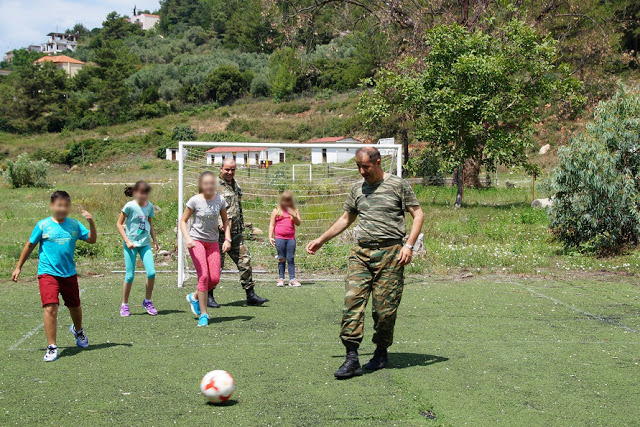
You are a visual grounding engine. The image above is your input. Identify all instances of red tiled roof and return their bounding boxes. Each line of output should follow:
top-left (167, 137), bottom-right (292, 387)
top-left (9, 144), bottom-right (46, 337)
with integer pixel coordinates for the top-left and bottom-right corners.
top-left (35, 55), bottom-right (84, 65)
top-left (206, 147), bottom-right (268, 153)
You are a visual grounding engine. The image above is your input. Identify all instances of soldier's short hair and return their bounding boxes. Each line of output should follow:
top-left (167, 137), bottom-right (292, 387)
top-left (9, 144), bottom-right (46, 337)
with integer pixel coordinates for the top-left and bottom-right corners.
top-left (355, 147), bottom-right (381, 163)
top-left (221, 158), bottom-right (236, 167)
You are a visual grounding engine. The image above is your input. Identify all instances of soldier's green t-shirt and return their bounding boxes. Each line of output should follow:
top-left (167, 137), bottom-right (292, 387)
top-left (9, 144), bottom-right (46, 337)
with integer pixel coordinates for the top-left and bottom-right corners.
top-left (343, 174), bottom-right (420, 242)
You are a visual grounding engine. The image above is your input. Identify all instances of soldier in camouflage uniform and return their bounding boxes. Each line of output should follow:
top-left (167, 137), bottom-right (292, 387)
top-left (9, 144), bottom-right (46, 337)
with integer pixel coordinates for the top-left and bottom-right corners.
top-left (307, 147), bottom-right (424, 379)
top-left (206, 158), bottom-right (268, 307)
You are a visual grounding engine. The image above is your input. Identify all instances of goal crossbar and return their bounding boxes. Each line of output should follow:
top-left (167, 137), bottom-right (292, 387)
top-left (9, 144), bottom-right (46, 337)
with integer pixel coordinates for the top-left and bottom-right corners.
top-left (177, 141), bottom-right (403, 287)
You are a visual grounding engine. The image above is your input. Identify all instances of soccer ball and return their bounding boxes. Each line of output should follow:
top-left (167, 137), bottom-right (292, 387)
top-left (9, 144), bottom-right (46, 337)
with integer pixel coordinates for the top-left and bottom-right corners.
top-left (200, 370), bottom-right (235, 403)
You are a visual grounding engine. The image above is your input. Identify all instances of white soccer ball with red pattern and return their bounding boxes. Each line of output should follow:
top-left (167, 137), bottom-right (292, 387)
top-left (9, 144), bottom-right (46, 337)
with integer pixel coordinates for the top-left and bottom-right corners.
top-left (200, 370), bottom-right (235, 403)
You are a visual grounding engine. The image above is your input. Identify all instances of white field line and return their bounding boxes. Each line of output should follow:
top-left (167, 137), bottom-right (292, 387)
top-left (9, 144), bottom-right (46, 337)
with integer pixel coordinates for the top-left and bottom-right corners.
top-left (8, 289), bottom-right (86, 351)
top-left (505, 281), bottom-right (638, 333)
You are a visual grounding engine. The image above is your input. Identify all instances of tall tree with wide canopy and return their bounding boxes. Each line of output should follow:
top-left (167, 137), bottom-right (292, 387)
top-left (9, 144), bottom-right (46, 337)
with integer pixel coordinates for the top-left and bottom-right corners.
top-left (360, 19), bottom-right (584, 207)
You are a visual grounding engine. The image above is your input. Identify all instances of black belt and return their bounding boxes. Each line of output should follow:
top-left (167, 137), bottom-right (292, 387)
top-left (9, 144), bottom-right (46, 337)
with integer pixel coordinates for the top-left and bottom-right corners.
top-left (357, 239), bottom-right (403, 249)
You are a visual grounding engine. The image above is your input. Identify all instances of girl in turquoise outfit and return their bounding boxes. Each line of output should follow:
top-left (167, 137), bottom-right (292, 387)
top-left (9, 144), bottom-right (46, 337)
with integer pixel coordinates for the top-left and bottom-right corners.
top-left (116, 181), bottom-right (160, 316)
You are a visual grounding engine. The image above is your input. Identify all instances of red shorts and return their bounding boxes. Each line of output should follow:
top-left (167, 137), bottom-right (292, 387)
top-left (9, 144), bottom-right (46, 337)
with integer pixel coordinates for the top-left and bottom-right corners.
top-left (38, 274), bottom-right (81, 307)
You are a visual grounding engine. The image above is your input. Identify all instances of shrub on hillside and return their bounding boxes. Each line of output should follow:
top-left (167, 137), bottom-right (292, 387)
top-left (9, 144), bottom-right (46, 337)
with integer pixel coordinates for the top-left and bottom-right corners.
top-left (204, 65), bottom-right (252, 104)
top-left (274, 102), bottom-right (311, 115)
top-left (250, 74), bottom-right (271, 98)
top-left (4, 154), bottom-right (49, 188)
top-left (172, 124), bottom-right (196, 142)
top-left (548, 85), bottom-right (640, 254)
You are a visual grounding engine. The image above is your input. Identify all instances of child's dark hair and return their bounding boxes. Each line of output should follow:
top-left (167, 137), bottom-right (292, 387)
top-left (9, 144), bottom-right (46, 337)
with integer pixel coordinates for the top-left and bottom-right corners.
top-left (124, 181), bottom-right (152, 197)
top-left (50, 190), bottom-right (71, 203)
top-left (198, 171), bottom-right (216, 193)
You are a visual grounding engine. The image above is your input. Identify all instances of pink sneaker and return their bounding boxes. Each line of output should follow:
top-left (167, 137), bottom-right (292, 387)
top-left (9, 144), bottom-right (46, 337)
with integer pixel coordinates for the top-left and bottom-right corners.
top-left (289, 279), bottom-right (301, 287)
top-left (277, 278), bottom-right (285, 287)
top-left (120, 304), bottom-right (130, 317)
top-left (142, 300), bottom-right (158, 316)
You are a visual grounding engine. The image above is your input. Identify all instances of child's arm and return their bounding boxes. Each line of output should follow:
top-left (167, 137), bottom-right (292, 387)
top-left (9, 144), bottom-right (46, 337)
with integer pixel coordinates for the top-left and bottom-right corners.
top-left (220, 208), bottom-right (232, 253)
top-left (12, 241), bottom-right (37, 282)
top-left (268, 209), bottom-right (277, 247)
top-left (82, 210), bottom-right (97, 244)
top-left (148, 217), bottom-right (159, 250)
top-left (179, 207), bottom-right (195, 248)
top-left (288, 208), bottom-right (302, 226)
top-left (116, 212), bottom-right (135, 249)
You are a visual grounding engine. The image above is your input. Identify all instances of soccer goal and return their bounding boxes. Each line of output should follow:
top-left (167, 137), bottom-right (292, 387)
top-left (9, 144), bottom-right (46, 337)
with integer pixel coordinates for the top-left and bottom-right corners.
top-left (177, 141), bottom-right (403, 287)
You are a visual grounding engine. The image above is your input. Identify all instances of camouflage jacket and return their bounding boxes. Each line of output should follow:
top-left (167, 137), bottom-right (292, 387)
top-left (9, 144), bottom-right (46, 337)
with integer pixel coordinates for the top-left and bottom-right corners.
top-left (218, 176), bottom-right (244, 233)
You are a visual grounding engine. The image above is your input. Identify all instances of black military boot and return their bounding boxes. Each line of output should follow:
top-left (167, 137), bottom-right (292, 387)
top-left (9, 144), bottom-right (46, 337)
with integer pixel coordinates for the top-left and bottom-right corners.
top-left (364, 347), bottom-right (388, 371)
top-left (207, 290), bottom-right (221, 308)
top-left (246, 288), bottom-right (268, 306)
top-left (334, 349), bottom-right (362, 379)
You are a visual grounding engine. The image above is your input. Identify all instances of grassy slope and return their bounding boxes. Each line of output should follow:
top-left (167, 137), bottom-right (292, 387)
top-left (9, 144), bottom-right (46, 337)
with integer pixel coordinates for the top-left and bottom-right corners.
top-left (1, 275), bottom-right (638, 425)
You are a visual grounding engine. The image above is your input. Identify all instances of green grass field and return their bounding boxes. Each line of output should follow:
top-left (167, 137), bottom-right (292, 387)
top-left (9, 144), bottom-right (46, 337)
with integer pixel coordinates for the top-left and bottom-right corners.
top-left (2, 273), bottom-right (638, 425)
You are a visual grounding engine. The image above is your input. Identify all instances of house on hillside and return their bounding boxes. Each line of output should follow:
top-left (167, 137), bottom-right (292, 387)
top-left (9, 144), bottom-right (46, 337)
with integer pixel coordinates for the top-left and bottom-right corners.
top-left (206, 147), bottom-right (285, 167)
top-left (126, 13), bottom-right (160, 30)
top-left (3, 51), bottom-right (13, 63)
top-left (0, 69), bottom-right (12, 76)
top-left (307, 137), bottom-right (361, 164)
top-left (35, 55), bottom-right (84, 77)
top-left (165, 148), bottom-right (188, 161)
top-left (42, 33), bottom-right (78, 54)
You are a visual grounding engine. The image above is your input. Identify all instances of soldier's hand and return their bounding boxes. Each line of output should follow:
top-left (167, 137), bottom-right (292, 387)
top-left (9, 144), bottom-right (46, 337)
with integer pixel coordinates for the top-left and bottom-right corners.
top-left (306, 239), bottom-right (323, 255)
top-left (397, 246), bottom-right (413, 266)
top-left (222, 241), bottom-right (231, 253)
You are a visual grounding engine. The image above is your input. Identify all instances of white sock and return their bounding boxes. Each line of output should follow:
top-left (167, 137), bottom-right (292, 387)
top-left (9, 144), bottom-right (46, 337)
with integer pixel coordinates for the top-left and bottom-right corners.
top-left (122, 303), bottom-right (128, 306)
top-left (143, 299), bottom-right (151, 303)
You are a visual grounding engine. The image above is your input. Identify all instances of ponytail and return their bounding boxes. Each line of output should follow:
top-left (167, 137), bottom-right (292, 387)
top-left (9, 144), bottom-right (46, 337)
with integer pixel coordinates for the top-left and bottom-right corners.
top-left (125, 181), bottom-right (151, 197)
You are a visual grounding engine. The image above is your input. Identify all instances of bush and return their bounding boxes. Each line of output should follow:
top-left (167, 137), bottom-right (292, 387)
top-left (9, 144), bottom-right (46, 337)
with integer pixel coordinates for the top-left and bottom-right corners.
top-left (250, 74), bottom-right (271, 98)
top-left (172, 124), bottom-right (196, 142)
top-left (204, 65), bottom-right (252, 104)
top-left (274, 102), bottom-right (311, 115)
top-left (4, 154), bottom-right (49, 188)
top-left (548, 86), bottom-right (640, 254)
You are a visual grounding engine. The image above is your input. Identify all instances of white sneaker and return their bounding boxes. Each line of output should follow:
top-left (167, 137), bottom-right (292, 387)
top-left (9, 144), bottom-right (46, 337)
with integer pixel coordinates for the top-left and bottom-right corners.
top-left (277, 278), bottom-right (285, 287)
top-left (43, 345), bottom-right (58, 362)
top-left (289, 279), bottom-right (301, 287)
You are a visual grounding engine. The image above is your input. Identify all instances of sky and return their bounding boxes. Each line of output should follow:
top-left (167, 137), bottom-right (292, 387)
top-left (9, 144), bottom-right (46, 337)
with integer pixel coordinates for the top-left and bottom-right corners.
top-left (0, 0), bottom-right (160, 53)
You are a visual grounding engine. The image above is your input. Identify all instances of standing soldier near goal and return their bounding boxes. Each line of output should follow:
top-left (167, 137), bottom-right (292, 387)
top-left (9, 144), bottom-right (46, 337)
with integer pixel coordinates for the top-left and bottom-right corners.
top-left (306, 147), bottom-right (425, 379)
top-left (207, 158), bottom-right (269, 307)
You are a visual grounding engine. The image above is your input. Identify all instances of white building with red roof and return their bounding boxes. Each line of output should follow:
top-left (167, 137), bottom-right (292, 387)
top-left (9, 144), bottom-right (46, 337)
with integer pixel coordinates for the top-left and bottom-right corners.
top-left (206, 146), bottom-right (286, 167)
top-left (127, 13), bottom-right (160, 30)
top-left (307, 136), bottom-right (361, 164)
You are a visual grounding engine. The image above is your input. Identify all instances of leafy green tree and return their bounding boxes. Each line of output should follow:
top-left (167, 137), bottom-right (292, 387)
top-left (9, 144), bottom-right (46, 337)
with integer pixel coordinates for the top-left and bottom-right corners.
top-left (92, 40), bottom-right (140, 124)
top-left (204, 65), bottom-right (252, 103)
top-left (92, 12), bottom-right (144, 47)
top-left (548, 85), bottom-right (640, 254)
top-left (360, 19), bottom-right (584, 207)
top-left (269, 47), bottom-right (300, 102)
top-left (4, 153), bottom-right (49, 188)
top-left (158, 0), bottom-right (209, 34)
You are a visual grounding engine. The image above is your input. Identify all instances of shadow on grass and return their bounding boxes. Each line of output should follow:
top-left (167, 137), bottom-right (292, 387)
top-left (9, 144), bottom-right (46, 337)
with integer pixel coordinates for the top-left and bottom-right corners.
top-left (210, 315), bottom-right (254, 324)
top-left (59, 342), bottom-right (133, 357)
top-left (220, 300), bottom-right (269, 308)
top-left (331, 352), bottom-right (449, 369)
top-left (131, 309), bottom-right (184, 316)
top-left (206, 399), bottom-right (239, 407)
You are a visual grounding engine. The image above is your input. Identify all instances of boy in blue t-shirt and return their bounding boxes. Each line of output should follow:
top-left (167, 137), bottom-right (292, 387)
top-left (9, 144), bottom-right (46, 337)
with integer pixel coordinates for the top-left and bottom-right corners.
top-left (12, 191), bottom-right (97, 362)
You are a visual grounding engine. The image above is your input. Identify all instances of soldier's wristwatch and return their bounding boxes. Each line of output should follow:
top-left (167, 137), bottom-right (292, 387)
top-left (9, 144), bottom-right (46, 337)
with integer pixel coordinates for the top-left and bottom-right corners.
top-left (405, 243), bottom-right (414, 250)
top-left (225, 237), bottom-right (232, 243)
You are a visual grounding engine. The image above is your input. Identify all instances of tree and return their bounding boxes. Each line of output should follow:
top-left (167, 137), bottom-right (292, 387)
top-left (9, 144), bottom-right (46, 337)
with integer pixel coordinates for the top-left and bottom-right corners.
top-left (360, 19), bottom-right (584, 207)
top-left (269, 47), bottom-right (300, 102)
top-left (204, 65), bottom-right (252, 103)
top-left (548, 85), bottom-right (640, 254)
top-left (92, 40), bottom-right (140, 124)
top-left (158, 0), bottom-right (209, 34)
top-left (97, 12), bottom-right (144, 43)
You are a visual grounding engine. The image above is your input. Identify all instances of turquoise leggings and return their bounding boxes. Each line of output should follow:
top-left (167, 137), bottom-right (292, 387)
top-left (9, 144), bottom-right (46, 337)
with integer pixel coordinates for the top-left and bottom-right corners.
top-left (123, 244), bottom-right (156, 284)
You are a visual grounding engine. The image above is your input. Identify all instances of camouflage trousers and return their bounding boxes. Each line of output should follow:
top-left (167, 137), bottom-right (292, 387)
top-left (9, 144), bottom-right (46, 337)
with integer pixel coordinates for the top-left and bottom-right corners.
top-left (340, 244), bottom-right (404, 350)
top-left (218, 233), bottom-right (255, 290)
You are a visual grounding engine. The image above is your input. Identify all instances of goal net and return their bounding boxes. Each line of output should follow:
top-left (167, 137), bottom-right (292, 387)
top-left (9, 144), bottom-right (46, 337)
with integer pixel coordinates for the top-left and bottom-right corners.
top-left (177, 141), bottom-right (402, 286)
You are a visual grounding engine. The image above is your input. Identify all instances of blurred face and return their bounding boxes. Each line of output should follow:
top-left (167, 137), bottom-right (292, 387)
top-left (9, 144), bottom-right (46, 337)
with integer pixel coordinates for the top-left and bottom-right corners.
top-left (200, 175), bottom-right (217, 197)
top-left (221, 161), bottom-right (236, 182)
top-left (355, 153), bottom-right (383, 184)
top-left (134, 188), bottom-right (150, 205)
top-left (50, 198), bottom-right (71, 220)
top-left (281, 195), bottom-right (293, 209)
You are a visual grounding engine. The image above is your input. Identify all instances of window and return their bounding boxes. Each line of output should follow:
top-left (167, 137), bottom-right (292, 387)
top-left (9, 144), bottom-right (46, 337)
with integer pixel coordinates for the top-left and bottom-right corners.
top-left (279, 152), bottom-right (285, 163)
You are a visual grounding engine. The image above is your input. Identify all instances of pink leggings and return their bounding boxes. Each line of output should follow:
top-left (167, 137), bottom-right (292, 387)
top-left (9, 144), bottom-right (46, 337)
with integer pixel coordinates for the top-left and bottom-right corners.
top-left (188, 240), bottom-right (221, 292)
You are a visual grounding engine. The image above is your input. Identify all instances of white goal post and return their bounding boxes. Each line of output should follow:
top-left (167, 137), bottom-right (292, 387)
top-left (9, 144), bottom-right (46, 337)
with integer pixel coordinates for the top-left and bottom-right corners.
top-left (177, 141), bottom-right (403, 287)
